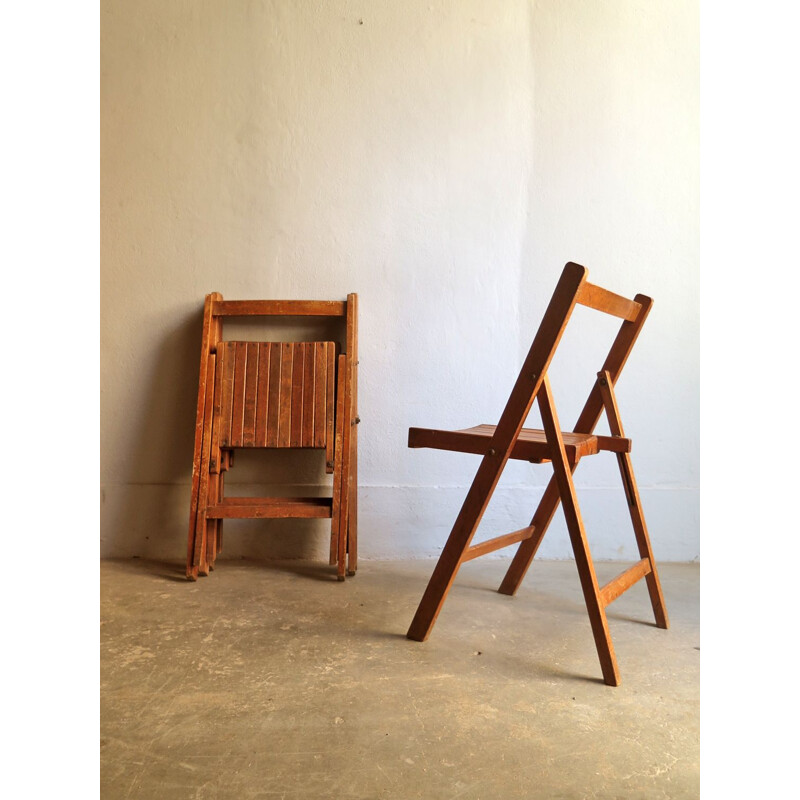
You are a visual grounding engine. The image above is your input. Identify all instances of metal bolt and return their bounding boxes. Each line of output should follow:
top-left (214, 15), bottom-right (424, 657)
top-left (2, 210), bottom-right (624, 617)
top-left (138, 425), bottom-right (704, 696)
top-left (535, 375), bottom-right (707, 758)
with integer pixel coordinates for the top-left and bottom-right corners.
top-left (488, 448), bottom-right (496, 456)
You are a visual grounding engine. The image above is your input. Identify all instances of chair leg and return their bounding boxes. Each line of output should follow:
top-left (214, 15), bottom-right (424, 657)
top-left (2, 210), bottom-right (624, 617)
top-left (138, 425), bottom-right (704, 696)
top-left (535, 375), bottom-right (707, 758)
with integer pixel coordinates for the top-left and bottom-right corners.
top-left (330, 356), bottom-right (346, 567)
top-left (538, 376), bottom-right (621, 686)
top-left (347, 421), bottom-right (358, 576)
top-left (616, 452), bottom-right (669, 629)
top-left (188, 354), bottom-right (217, 579)
top-left (406, 462), bottom-right (498, 640)
top-left (406, 524), bottom-right (474, 642)
top-left (336, 356), bottom-right (353, 581)
top-left (596, 369), bottom-right (669, 630)
top-left (555, 464), bottom-right (621, 685)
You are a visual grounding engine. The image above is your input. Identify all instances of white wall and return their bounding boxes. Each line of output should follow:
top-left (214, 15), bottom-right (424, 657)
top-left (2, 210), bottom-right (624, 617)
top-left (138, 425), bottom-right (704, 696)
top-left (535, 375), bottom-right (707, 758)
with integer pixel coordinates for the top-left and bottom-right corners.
top-left (101, 0), bottom-right (699, 563)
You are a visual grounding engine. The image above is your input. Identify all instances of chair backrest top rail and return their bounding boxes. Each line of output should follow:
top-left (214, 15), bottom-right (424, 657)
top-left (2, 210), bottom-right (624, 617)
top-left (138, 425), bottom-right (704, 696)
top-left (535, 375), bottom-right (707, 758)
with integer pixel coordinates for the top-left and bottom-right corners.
top-left (212, 299), bottom-right (347, 317)
top-left (576, 281), bottom-right (642, 321)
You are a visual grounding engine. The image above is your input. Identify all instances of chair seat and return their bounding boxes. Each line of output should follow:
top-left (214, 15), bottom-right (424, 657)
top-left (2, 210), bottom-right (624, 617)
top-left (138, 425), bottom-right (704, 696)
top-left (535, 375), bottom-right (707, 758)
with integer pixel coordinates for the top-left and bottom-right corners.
top-left (408, 423), bottom-right (631, 463)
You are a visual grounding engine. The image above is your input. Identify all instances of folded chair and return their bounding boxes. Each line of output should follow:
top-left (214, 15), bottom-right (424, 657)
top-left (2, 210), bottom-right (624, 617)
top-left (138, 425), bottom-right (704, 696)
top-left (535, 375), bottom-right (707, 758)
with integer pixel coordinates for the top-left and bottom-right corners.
top-left (406, 263), bottom-right (668, 686)
top-left (186, 293), bottom-right (358, 582)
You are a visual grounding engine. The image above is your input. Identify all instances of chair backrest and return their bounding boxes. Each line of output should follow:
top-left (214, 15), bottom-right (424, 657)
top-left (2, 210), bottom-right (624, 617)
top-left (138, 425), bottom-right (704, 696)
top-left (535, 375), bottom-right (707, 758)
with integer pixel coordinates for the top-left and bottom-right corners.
top-left (493, 262), bottom-right (653, 454)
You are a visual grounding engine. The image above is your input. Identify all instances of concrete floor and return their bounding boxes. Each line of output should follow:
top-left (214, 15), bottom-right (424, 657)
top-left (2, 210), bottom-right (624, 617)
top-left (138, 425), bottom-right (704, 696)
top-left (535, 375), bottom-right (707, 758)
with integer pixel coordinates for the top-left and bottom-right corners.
top-left (101, 557), bottom-right (699, 799)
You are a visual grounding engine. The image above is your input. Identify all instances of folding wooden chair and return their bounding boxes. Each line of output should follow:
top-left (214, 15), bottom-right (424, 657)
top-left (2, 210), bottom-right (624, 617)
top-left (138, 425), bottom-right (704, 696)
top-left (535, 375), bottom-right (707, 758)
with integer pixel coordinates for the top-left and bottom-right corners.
top-left (186, 293), bottom-right (359, 582)
top-left (406, 263), bottom-right (668, 686)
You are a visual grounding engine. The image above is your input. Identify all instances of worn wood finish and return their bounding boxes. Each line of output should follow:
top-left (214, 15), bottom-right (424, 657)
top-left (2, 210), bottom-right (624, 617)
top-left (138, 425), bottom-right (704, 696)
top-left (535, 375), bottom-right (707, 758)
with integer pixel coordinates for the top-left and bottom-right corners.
top-left (325, 345), bottom-right (336, 472)
top-left (186, 293), bottom-right (221, 579)
top-left (599, 557), bottom-right (652, 608)
top-left (229, 343), bottom-right (247, 446)
top-left (193, 353), bottom-right (218, 577)
top-left (266, 342), bottom-right (282, 447)
top-left (207, 496), bottom-right (332, 519)
top-left (213, 300), bottom-right (346, 317)
top-left (576, 282), bottom-right (641, 321)
top-left (255, 344), bottom-right (271, 446)
top-left (313, 343), bottom-right (328, 450)
top-left (242, 342), bottom-right (259, 446)
top-left (499, 291), bottom-right (655, 596)
top-left (278, 342), bottom-right (293, 447)
top-left (216, 341), bottom-right (334, 449)
top-left (405, 263), bottom-right (667, 684)
top-left (597, 369), bottom-right (669, 628)
top-left (302, 343), bottom-right (316, 445)
top-left (537, 375), bottom-right (620, 686)
top-left (408, 424), bottom-right (631, 463)
top-left (463, 526), bottom-right (535, 562)
top-left (406, 263), bottom-right (587, 642)
top-left (330, 354), bottom-right (347, 566)
top-left (346, 292), bottom-right (359, 576)
top-left (186, 293), bottom-right (358, 581)
top-left (336, 354), bottom-right (354, 581)
top-left (205, 342), bottom-right (227, 569)
top-left (290, 343), bottom-right (304, 447)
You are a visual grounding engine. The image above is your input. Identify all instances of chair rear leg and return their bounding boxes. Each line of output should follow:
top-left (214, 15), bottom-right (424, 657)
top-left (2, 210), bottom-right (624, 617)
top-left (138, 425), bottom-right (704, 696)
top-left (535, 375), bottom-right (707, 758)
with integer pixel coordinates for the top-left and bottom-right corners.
top-left (597, 369), bottom-right (669, 630)
top-left (347, 372), bottom-right (358, 577)
top-left (616, 451), bottom-right (669, 629)
top-left (336, 356), bottom-right (354, 581)
top-left (330, 356), bottom-right (346, 567)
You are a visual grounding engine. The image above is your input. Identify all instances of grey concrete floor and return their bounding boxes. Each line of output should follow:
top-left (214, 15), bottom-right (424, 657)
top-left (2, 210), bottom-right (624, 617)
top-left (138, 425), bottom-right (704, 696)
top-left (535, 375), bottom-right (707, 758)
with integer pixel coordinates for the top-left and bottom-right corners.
top-left (101, 558), bottom-right (699, 799)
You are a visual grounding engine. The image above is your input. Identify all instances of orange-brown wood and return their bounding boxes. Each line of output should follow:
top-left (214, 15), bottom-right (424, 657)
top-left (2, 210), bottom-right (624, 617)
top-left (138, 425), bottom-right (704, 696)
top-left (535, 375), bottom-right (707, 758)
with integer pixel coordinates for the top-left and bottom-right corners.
top-left (406, 263), bottom-right (587, 642)
top-left (193, 353), bottom-right (218, 577)
top-left (205, 339), bottom-right (227, 568)
top-left (242, 342), bottom-right (259, 446)
top-left (290, 343), bottom-right (305, 447)
top-left (537, 375), bottom-right (620, 685)
top-left (576, 281), bottom-right (642, 321)
top-left (186, 294), bottom-right (358, 581)
top-left (302, 342), bottom-right (316, 445)
top-left (405, 263), bottom-right (667, 685)
top-left (228, 343), bottom-right (247, 446)
top-left (463, 526), bottom-right (535, 562)
top-left (337, 354), bottom-right (353, 581)
top-left (599, 558), bottom-right (652, 607)
top-left (278, 342), bottom-right (293, 447)
top-left (255, 343), bottom-right (271, 447)
top-left (218, 342), bottom-right (235, 447)
top-left (346, 292), bottom-right (359, 576)
top-left (330, 354), bottom-right (347, 567)
top-left (325, 344), bottom-right (336, 472)
top-left (186, 292), bottom-right (221, 579)
top-left (408, 424), bottom-right (631, 463)
top-left (213, 300), bottom-right (346, 317)
top-left (499, 291), bottom-right (655, 597)
top-left (314, 343), bottom-right (328, 449)
top-left (266, 342), bottom-right (281, 447)
top-left (597, 369), bottom-right (669, 628)
top-left (207, 496), bottom-right (332, 519)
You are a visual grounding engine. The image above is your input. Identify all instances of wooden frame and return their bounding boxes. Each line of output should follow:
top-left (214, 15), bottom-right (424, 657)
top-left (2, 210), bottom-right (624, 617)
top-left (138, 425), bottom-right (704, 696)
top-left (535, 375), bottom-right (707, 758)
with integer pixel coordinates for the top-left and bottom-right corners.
top-left (405, 263), bottom-right (668, 686)
top-left (186, 294), bottom-right (359, 582)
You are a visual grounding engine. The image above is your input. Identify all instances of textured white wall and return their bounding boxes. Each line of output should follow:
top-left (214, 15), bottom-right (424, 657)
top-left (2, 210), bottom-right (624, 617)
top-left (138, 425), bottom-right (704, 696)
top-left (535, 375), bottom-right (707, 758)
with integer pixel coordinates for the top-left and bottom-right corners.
top-left (101, 0), bottom-right (698, 563)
